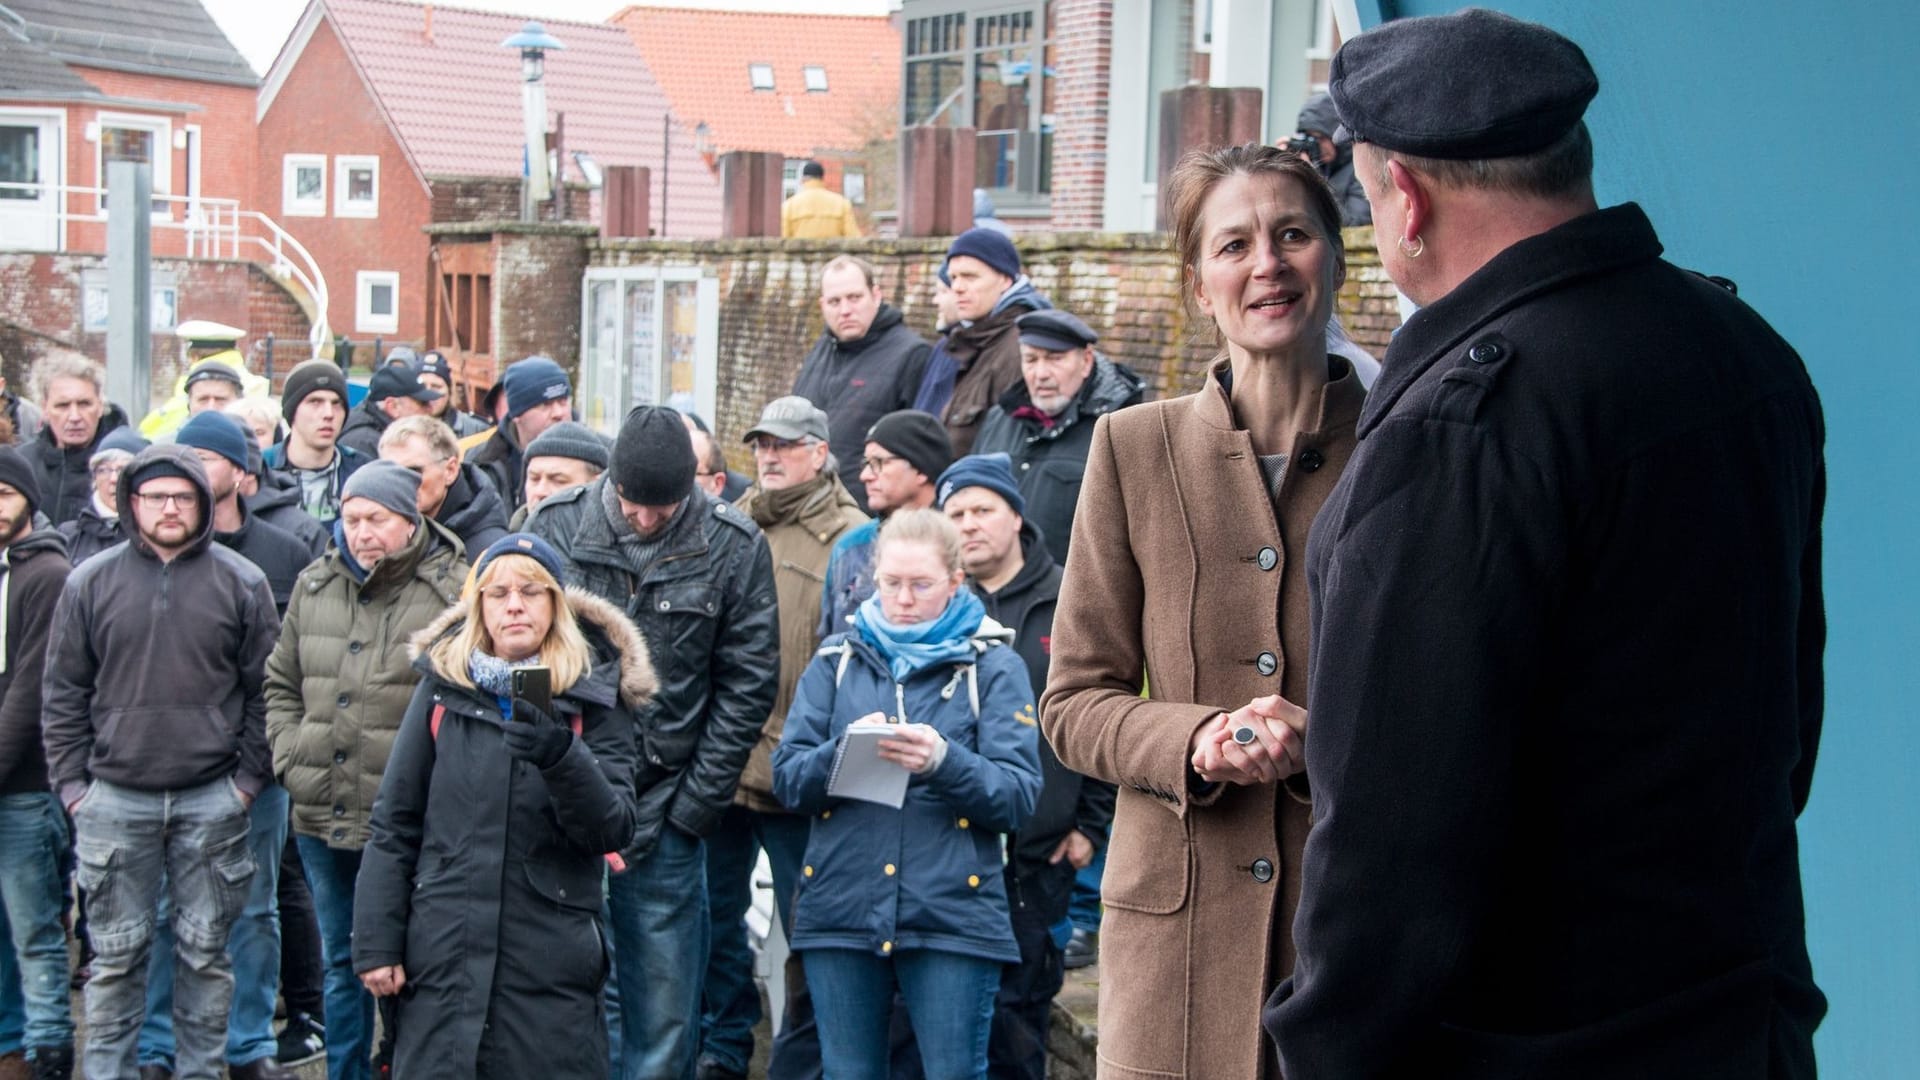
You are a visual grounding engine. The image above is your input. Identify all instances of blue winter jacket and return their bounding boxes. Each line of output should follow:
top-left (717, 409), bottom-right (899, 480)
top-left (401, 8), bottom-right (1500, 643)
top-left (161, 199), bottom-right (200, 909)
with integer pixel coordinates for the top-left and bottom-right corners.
top-left (772, 625), bottom-right (1042, 964)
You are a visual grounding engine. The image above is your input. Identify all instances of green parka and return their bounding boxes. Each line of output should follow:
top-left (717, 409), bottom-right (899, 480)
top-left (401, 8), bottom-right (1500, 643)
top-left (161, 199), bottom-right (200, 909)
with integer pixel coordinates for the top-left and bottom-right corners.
top-left (265, 518), bottom-right (468, 848)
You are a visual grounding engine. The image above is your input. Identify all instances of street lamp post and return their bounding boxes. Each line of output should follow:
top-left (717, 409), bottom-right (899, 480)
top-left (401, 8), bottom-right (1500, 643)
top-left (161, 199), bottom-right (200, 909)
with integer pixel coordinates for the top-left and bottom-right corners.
top-left (500, 21), bottom-right (565, 222)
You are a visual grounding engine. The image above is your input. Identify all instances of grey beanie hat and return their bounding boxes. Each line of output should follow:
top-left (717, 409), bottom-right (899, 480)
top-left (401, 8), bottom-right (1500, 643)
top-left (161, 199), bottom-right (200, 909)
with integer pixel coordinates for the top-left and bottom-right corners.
top-left (339, 460), bottom-right (422, 522)
top-left (525, 421), bottom-right (612, 471)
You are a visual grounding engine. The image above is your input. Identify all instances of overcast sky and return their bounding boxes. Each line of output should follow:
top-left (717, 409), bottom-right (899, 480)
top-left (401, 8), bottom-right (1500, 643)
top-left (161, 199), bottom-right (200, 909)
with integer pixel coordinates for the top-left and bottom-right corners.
top-left (202, 0), bottom-right (898, 75)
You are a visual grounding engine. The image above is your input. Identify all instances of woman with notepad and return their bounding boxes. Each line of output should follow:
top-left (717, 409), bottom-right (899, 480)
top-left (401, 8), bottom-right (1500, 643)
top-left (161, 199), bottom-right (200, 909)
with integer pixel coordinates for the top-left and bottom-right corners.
top-left (773, 508), bottom-right (1042, 1080)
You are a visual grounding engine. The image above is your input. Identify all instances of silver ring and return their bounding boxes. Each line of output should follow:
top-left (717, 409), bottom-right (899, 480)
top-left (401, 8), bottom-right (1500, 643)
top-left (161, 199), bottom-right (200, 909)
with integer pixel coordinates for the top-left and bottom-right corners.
top-left (1231, 724), bottom-right (1258, 746)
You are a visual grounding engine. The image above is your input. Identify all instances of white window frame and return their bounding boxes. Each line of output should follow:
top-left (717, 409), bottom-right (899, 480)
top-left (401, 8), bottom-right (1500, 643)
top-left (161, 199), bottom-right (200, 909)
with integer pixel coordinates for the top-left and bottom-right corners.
top-left (749, 63), bottom-right (775, 91)
top-left (356, 270), bottom-right (400, 334)
top-left (803, 65), bottom-right (829, 92)
top-left (334, 155), bottom-right (379, 218)
top-left (1307, 0), bottom-right (1334, 60)
top-left (578, 265), bottom-right (719, 433)
top-left (282, 153), bottom-right (326, 217)
top-left (94, 112), bottom-right (171, 217)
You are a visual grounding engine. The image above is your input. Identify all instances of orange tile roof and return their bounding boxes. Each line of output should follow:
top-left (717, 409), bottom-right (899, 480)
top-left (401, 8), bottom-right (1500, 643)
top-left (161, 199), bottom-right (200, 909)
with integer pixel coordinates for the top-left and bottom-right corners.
top-left (611, 6), bottom-right (900, 158)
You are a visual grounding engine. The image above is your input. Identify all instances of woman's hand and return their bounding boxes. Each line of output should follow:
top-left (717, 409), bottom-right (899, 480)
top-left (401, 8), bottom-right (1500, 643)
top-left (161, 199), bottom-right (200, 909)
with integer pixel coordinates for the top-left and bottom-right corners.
top-left (876, 723), bottom-right (949, 775)
top-left (360, 964), bottom-right (407, 998)
top-left (1189, 695), bottom-right (1307, 786)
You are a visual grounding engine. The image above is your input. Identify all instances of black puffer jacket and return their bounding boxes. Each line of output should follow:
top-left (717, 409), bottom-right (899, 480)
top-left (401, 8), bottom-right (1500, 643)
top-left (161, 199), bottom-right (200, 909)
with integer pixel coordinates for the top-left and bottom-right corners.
top-left (57, 502), bottom-right (122, 566)
top-left (972, 354), bottom-right (1147, 565)
top-left (434, 461), bottom-right (508, 558)
top-left (791, 304), bottom-right (932, 508)
top-left (246, 469), bottom-right (329, 559)
top-left (25, 404), bottom-right (129, 526)
top-left (335, 400), bottom-right (392, 461)
top-left (353, 588), bottom-right (650, 1079)
top-left (526, 478), bottom-right (780, 859)
top-left (215, 502), bottom-right (318, 616)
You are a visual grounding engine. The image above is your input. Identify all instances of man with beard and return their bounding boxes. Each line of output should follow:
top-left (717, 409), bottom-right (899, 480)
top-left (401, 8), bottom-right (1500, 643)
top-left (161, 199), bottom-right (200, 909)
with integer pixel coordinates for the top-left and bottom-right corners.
top-left (791, 256), bottom-right (932, 510)
top-left (527, 405), bottom-right (777, 1080)
top-left (24, 351), bottom-right (130, 526)
top-left (379, 416), bottom-right (509, 557)
top-left (265, 360), bottom-right (368, 525)
top-left (413, 351), bottom-right (490, 438)
top-left (0, 449), bottom-right (75, 1079)
top-left (43, 446), bottom-right (278, 1080)
top-left (699, 398), bottom-right (865, 1080)
top-left (134, 412), bottom-right (309, 1080)
top-left (937, 454), bottom-right (1112, 1080)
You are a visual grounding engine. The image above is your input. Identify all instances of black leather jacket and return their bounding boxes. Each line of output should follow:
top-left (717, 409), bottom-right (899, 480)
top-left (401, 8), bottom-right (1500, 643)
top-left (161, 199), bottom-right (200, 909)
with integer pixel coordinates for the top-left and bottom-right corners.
top-left (526, 478), bottom-right (779, 858)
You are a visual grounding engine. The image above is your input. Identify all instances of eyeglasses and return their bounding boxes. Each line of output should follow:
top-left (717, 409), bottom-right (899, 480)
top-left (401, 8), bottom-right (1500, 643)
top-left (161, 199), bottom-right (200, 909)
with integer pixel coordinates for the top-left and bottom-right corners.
top-left (133, 491), bottom-right (196, 510)
top-left (751, 435), bottom-right (817, 454)
top-left (874, 576), bottom-right (942, 598)
top-left (861, 453), bottom-right (902, 474)
top-left (482, 584), bottom-right (551, 604)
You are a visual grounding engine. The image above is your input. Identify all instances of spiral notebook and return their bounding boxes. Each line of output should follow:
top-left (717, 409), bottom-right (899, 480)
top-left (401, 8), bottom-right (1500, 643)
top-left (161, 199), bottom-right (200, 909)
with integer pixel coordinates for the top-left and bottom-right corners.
top-left (827, 720), bottom-right (911, 808)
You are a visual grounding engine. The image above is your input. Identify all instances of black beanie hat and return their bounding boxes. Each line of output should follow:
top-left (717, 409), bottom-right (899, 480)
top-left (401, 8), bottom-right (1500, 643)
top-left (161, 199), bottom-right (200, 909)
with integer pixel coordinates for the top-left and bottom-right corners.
top-left (865, 410), bottom-right (953, 483)
top-left (281, 359), bottom-right (348, 424)
top-left (0, 446), bottom-right (42, 514)
top-left (611, 405), bottom-right (696, 506)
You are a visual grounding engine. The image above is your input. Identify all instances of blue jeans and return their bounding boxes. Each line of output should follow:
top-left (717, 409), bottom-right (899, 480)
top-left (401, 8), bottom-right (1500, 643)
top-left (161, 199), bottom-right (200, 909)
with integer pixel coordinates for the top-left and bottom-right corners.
top-left (700, 807), bottom-right (816, 1078)
top-left (73, 778), bottom-right (255, 1080)
top-left (139, 784), bottom-right (288, 1068)
top-left (0, 793), bottom-right (74, 1054)
top-left (1069, 847), bottom-right (1105, 934)
top-left (606, 825), bottom-right (708, 1080)
top-left (803, 948), bottom-right (999, 1080)
top-left (297, 836), bottom-right (373, 1080)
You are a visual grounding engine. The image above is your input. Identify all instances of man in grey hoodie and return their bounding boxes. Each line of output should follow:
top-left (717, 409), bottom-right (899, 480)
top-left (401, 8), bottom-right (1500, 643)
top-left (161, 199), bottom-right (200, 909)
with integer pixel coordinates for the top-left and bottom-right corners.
top-left (41, 445), bottom-right (280, 1080)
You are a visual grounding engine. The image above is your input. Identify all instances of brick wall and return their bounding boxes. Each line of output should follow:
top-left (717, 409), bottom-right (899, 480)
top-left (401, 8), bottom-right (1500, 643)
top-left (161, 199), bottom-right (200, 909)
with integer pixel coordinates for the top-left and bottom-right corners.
top-left (1049, 0), bottom-right (1113, 230)
top-left (429, 176), bottom-right (594, 226)
top-left (493, 226), bottom-right (595, 370)
top-left (587, 228), bottom-right (1393, 467)
top-left (0, 253), bottom-right (312, 413)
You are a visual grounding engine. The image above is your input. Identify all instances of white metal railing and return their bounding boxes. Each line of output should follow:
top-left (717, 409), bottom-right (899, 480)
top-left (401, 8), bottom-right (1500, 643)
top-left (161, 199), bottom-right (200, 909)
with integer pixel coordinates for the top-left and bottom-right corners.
top-left (0, 180), bottom-right (332, 356)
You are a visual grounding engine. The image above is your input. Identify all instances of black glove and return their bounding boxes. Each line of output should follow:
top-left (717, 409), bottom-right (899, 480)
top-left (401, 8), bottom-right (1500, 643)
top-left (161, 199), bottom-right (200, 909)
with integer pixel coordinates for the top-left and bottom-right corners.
top-left (503, 698), bottom-right (573, 770)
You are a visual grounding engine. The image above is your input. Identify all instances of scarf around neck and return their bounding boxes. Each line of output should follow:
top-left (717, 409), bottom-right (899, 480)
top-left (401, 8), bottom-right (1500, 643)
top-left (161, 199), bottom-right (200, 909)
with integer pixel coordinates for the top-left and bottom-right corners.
top-left (854, 587), bottom-right (985, 683)
top-left (468, 647), bottom-right (547, 716)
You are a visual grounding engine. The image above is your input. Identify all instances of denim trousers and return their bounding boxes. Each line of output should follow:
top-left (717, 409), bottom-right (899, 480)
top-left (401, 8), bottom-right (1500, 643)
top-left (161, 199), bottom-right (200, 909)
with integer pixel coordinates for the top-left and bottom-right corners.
top-left (0, 792), bottom-right (73, 1052)
top-left (139, 783), bottom-right (288, 1069)
top-left (73, 777), bottom-right (255, 1080)
top-left (295, 836), bottom-right (373, 1080)
top-left (700, 806), bottom-right (816, 1079)
top-left (802, 947), bottom-right (1000, 1080)
top-left (605, 825), bottom-right (708, 1080)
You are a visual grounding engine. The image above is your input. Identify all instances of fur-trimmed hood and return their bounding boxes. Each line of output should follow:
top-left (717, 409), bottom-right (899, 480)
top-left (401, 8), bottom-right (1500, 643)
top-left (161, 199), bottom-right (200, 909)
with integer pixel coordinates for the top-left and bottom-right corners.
top-left (407, 585), bottom-right (657, 709)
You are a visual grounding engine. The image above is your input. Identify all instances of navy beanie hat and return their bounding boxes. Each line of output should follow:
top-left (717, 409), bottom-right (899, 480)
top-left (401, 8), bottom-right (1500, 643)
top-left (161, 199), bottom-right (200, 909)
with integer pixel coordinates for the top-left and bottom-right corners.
top-left (501, 356), bottom-right (572, 420)
top-left (936, 453), bottom-right (1025, 517)
top-left (473, 532), bottom-right (569, 589)
top-left (175, 410), bottom-right (251, 470)
top-left (945, 227), bottom-right (1021, 282)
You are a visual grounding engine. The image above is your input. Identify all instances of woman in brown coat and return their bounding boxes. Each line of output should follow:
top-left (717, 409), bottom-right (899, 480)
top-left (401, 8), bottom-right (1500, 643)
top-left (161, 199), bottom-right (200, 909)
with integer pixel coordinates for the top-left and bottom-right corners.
top-left (1039, 145), bottom-right (1364, 1079)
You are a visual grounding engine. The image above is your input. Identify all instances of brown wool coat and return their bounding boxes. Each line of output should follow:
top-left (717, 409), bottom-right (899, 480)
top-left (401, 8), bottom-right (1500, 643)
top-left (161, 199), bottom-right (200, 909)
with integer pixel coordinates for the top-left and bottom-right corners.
top-left (1040, 359), bottom-right (1362, 1080)
top-left (733, 472), bottom-right (868, 812)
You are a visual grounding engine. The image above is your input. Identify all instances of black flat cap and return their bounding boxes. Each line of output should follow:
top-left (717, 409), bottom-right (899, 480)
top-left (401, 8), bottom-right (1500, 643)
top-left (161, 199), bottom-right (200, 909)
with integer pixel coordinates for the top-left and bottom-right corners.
top-left (1330, 8), bottom-right (1597, 161)
top-left (1016, 309), bottom-right (1098, 352)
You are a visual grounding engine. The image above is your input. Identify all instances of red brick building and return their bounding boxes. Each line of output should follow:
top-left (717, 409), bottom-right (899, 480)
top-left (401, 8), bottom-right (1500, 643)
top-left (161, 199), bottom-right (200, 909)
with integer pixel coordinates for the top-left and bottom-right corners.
top-left (256, 0), bottom-right (723, 348)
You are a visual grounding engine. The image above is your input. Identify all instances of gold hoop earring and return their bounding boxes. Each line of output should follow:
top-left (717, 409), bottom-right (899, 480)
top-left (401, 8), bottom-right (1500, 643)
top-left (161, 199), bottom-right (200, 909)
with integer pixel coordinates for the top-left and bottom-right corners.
top-left (1398, 234), bottom-right (1425, 259)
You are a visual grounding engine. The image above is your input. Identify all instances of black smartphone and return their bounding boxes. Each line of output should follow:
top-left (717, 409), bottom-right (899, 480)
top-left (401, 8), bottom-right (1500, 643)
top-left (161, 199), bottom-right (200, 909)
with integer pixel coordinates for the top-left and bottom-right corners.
top-left (510, 667), bottom-right (552, 721)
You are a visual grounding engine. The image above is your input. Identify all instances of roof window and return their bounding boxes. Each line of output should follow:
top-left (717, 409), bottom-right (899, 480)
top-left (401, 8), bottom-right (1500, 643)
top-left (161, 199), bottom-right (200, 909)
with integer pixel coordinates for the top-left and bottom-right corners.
top-left (749, 63), bottom-right (775, 91)
top-left (803, 65), bottom-right (828, 92)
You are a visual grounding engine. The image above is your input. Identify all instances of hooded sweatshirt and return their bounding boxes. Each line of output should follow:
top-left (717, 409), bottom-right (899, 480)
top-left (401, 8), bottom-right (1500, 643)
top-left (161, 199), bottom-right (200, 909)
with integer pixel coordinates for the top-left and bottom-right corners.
top-left (0, 526), bottom-right (71, 794)
top-left (41, 444), bottom-right (280, 806)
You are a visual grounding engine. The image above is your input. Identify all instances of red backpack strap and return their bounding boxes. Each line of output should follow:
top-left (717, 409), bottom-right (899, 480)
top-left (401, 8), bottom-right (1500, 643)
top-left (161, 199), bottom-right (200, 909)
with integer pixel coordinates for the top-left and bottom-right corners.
top-left (430, 704), bottom-right (446, 740)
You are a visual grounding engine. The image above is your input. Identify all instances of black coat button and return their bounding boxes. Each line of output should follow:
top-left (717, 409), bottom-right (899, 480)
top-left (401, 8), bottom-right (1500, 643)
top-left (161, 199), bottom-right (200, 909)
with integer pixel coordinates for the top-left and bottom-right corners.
top-left (1256, 652), bottom-right (1278, 676)
top-left (1257, 547), bottom-right (1278, 571)
top-left (332, 804), bottom-right (345, 817)
top-left (333, 751), bottom-right (347, 764)
top-left (336, 694), bottom-right (350, 708)
top-left (1251, 858), bottom-right (1274, 883)
top-left (1469, 340), bottom-right (1503, 364)
top-left (347, 641), bottom-right (362, 654)
top-left (1298, 448), bottom-right (1325, 472)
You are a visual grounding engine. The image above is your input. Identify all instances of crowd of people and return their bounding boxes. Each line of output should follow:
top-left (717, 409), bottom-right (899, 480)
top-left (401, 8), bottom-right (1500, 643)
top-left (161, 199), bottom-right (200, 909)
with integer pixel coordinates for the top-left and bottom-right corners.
top-left (0, 9), bottom-right (1826, 1080)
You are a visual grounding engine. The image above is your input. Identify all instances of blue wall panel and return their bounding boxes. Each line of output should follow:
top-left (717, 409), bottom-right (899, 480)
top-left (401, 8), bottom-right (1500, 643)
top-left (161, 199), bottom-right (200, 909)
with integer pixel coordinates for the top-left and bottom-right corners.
top-left (1350, 2), bottom-right (1919, 1074)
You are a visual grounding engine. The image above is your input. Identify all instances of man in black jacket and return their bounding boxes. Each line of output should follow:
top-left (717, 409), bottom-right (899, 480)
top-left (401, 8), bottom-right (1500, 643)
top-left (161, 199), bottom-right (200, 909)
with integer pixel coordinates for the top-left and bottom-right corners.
top-left (460, 356), bottom-right (574, 514)
top-left (791, 255), bottom-right (932, 510)
top-left (0, 449), bottom-right (76, 1078)
top-left (938, 454), bottom-right (1114, 1080)
top-left (336, 364), bottom-right (441, 461)
top-left (380, 416), bottom-right (507, 558)
top-left (971, 309), bottom-right (1146, 565)
top-left (178, 411), bottom-right (315, 614)
top-left (526, 405), bottom-right (778, 1080)
top-left (1265, 12), bottom-right (1827, 1079)
top-left (23, 350), bottom-right (129, 526)
top-left (43, 445), bottom-right (279, 1080)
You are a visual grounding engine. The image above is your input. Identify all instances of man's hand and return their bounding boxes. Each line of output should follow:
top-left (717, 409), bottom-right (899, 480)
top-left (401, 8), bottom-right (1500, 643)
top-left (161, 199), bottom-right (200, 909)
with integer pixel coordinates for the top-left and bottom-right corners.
top-left (360, 964), bottom-right (407, 998)
top-left (1048, 830), bottom-right (1097, 870)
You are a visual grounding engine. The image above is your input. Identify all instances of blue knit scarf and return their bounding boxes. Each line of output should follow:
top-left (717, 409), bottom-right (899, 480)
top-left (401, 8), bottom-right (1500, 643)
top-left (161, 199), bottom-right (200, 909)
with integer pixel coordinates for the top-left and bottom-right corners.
top-left (853, 588), bottom-right (985, 683)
